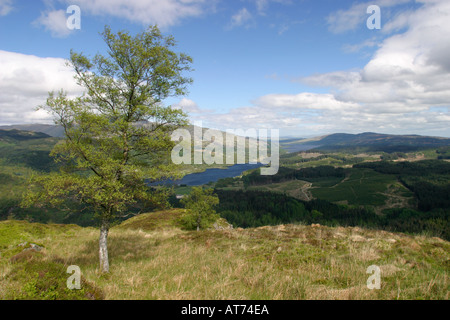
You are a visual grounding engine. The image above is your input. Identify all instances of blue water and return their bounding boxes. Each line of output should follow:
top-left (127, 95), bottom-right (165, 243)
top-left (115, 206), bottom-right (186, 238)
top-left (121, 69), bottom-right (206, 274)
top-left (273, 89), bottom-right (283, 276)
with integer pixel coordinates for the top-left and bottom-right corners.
top-left (148, 163), bottom-right (263, 186)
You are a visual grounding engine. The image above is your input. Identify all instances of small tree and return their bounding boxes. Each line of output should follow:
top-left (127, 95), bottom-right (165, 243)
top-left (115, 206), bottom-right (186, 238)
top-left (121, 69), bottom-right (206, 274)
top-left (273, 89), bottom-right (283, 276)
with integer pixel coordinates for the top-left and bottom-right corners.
top-left (21, 25), bottom-right (193, 273)
top-left (180, 187), bottom-right (220, 231)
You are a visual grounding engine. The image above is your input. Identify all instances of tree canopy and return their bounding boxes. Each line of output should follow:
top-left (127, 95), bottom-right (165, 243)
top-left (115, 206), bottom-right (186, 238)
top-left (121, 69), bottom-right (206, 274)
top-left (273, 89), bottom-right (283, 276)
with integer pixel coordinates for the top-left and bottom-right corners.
top-left (180, 187), bottom-right (220, 231)
top-left (22, 25), bottom-right (193, 273)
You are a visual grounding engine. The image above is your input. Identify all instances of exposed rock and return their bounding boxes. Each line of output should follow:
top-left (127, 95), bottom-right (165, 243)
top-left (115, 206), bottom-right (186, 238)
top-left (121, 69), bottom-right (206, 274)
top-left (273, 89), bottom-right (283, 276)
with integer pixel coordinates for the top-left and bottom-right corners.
top-left (18, 241), bottom-right (43, 252)
top-left (212, 220), bottom-right (233, 230)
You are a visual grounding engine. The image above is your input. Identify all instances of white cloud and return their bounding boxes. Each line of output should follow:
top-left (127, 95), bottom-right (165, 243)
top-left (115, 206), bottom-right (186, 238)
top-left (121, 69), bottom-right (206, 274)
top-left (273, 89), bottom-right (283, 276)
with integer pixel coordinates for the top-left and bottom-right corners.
top-left (278, 0), bottom-right (449, 135)
top-left (254, 0), bottom-right (269, 15)
top-left (0, 0), bottom-right (13, 16)
top-left (195, 0), bottom-right (450, 137)
top-left (34, 9), bottom-right (73, 38)
top-left (0, 50), bottom-right (82, 125)
top-left (173, 98), bottom-right (205, 114)
top-left (326, 2), bottom-right (369, 34)
top-left (61, 0), bottom-right (212, 28)
top-left (253, 93), bottom-right (360, 111)
top-left (299, 71), bottom-right (362, 88)
top-left (342, 38), bottom-right (380, 53)
top-left (173, 98), bottom-right (215, 116)
top-left (326, 0), bottom-right (412, 34)
top-left (252, 0), bottom-right (293, 15)
top-left (228, 7), bottom-right (254, 29)
top-left (195, 106), bottom-right (303, 131)
top-left (174, 98), bottom-right (201, 113)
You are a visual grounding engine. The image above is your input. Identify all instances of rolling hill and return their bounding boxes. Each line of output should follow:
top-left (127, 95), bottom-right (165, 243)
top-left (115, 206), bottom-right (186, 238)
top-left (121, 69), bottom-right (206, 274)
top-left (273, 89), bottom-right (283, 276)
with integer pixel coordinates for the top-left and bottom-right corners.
top-left (4, 124), bottom-right (450, 153)
top-left (0, 125), bottom-right (65, 138)
top-left (0, 129), bottom-right (52, 141)
top-left (281, 132), bottom-right (450, 152)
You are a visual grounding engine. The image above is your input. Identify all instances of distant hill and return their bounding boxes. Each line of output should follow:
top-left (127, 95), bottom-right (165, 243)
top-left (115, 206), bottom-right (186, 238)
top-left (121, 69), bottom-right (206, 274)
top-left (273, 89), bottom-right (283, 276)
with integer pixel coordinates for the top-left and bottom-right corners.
top-left (0, 129), bottom-right (51, 141)
top-left (0, 123), bottom-right (259, 147)
top-left (0, 125), bottom-right (64, 137)
top-left (317, 132), bottom-right (450, 146)
top-left (0, 123), bottom-right (229, 138)
top-left (281, 132), bottom-right (450, 152)
top-left (4, 125), bottom-right (449, 153)
top-left (0, 129), bottom-right (58, 173)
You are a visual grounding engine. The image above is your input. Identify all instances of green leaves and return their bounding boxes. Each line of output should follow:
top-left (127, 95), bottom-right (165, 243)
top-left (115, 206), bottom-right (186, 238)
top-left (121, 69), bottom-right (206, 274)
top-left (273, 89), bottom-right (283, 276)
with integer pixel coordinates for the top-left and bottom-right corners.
top-left (98, 25), bottom-right (193, 103)
top-left (180, 187), bottom-right (220, 231)
top-left (23, 24), bottom-right (192, 224)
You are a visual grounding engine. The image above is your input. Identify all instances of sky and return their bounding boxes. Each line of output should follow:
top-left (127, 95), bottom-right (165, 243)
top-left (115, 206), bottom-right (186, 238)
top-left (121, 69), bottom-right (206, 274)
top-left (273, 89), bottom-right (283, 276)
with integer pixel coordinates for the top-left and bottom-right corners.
top-left (0, 0), bottom-right (449, 138)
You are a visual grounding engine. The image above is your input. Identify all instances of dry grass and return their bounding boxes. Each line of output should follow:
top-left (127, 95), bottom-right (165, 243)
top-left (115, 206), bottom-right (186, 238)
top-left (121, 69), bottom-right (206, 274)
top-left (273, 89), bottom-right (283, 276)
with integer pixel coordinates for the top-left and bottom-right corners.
top-left (1, 212), bottom-right (449, 300)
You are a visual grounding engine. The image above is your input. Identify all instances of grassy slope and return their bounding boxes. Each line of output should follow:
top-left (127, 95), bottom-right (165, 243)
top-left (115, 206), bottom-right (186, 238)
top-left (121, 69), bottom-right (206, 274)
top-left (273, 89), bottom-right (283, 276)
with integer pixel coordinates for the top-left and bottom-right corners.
top-left (1, 210), bottom-right (448, 300)
top-left (310, 168), bottom-right (412, 206)
top-left (217, 166), bottom-right (416, 210)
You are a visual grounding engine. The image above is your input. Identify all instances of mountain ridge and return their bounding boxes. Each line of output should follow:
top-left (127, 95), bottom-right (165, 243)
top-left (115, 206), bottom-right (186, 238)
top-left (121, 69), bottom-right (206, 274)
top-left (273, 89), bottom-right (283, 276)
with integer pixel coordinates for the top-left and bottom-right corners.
top-left (2, 125), bottom-right (450, 154)
top-left (280, 131), bottom-right (450, 152)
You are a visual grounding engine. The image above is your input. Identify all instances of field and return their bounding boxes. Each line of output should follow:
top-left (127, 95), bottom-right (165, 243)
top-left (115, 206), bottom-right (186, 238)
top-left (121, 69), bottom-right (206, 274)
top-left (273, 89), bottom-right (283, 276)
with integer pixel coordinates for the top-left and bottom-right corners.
top-left (247, 180), bottom-right (313, 201)
top-left (310, 168), bottom-right (414, 207)
top-left (1, 210), bottom-right (448, 300)
top-left (278, 149), bottom-right (442, 170)
top-left (215, 167), bottom-right (416, 210)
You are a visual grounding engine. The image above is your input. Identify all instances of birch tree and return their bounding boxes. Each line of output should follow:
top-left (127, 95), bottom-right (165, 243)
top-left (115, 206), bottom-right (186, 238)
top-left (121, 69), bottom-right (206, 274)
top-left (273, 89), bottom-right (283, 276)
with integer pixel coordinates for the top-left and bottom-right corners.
top-left (22, 25), bottom-right (192, 273)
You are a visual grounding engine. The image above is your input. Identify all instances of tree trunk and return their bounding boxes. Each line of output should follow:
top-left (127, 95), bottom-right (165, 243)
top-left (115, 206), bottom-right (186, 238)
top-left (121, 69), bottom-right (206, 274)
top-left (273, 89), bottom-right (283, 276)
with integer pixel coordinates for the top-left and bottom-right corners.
top-left (99, 220), bottom-right (110, 273)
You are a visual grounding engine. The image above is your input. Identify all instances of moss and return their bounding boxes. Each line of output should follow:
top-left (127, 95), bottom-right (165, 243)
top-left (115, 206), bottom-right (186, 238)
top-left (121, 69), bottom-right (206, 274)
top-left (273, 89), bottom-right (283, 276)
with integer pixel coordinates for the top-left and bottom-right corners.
top-left (4, 250), bottom-right (103, 300)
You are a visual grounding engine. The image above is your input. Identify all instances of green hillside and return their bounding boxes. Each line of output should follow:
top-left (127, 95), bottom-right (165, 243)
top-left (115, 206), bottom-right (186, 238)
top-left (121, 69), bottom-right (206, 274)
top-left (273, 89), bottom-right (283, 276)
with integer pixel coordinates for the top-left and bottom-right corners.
top-left (281, 132), bottom-right (450, 153)
top-left (213, 158), bottom-right (449, 240)
top-left (1, 211), bottom-right (448, 300)
top-left (1, 128), bottom-right (449, 301)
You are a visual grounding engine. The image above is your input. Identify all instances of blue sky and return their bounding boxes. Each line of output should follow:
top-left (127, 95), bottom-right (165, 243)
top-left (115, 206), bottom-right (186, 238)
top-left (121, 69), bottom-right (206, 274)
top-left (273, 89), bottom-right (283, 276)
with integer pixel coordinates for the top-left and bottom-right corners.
top-left (0, 0), bottom-right (449, 137)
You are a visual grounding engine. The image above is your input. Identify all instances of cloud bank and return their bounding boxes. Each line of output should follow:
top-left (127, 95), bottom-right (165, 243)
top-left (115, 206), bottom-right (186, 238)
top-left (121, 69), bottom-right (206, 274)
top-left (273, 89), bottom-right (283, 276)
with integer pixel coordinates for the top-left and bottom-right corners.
top-left (0, 50), bottom-right (82, 124)
top-left (32, 0), bottom-right (215, 37)
top-left (192, 0), bottom-right (450, 136)
top-left (2, 0), bottom-right (449, 138)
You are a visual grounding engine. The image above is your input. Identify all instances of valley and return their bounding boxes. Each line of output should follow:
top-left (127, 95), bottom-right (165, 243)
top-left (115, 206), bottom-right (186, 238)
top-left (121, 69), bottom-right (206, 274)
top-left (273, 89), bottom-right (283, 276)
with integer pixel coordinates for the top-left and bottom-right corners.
top-left (0, 127), bottom-right (449, 300)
